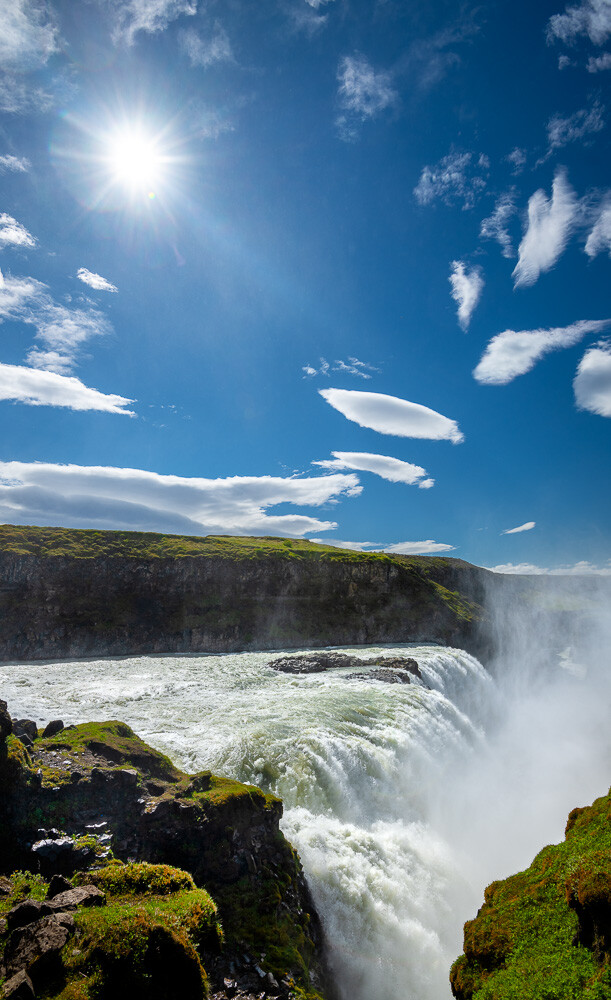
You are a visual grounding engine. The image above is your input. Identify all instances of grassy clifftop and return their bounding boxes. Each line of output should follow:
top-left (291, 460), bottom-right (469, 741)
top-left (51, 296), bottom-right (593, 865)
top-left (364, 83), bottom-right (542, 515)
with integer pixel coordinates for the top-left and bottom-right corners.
top-left (450, 786), bottom-right (611, 999)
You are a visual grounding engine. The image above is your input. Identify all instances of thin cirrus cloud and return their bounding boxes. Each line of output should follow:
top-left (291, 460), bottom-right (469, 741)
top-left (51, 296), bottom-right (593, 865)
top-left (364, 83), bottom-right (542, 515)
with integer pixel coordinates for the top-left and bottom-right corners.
top-left (179, 24), bottom-right (233, 68)
top-left (77, 268), bottom-right (118, 293)
top-left (312, 451), bottom-right (434, 488)
top-left (546, 100), bottom-right (605, 152)
top-left (473, 319), bottom-right (611, 385)
top-left (0, 461), bottom-right (363, 538)
top-left (0, 272), bottom-right (113, 373)
top-left (336, 54), bottom-right (397, 139)
top-left (501, 521), bottom-right (536, 535)
top-left (0, 363), bottom-right (135, 415)
top-left (0, 0), bottom-right (59, 71)
top-left (109, 0), bottom-right (197, 46)
top-left (302, 357), bottom-right (380, 379)
top-left (512, 169), bottom-right (578, 288)
top-left (480, 191), bottom-right (517, 258)
top-left (449, 261), bottom-right (484, 331)
top-left (0, 154), bottom-right (30, 172)
top-left (547, 0), bottom-right (611, 46)
top-left (319, 387), bottom-right (465, 443)
top-left (0, 212), bottom-right (37, 249)
top-left (413, 151), bottom-right (490, 210)
top-left (585, 200), bottom-right (611, 256)
top-left (574, 341), bottom-right (611, 416)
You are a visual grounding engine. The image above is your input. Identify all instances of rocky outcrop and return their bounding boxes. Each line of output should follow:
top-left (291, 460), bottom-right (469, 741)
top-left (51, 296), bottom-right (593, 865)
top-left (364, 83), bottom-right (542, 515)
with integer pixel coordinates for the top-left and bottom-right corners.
top-left (450, 785), bottom-right (611, 1000)
top-left (268, 651), bottom-right (423, 684)
top-left (0, 701), bottom-right (331, 1000)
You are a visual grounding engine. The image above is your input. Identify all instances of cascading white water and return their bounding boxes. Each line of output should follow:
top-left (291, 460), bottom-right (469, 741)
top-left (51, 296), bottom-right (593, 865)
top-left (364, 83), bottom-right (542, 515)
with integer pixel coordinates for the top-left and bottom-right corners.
top-left (1, 639), bottom-right (610, 1000)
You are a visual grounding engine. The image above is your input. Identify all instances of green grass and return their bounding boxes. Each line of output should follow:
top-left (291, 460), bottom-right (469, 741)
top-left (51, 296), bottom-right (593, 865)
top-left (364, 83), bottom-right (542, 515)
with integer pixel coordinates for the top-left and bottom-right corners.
top-left (450, 786), bottom-right (611, 999)
top-left (37, 721), bottom-right (183, 782)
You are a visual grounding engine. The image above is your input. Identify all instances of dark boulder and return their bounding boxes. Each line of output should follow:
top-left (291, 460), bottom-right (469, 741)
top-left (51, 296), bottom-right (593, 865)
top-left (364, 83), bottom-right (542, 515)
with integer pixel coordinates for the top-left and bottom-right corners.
top-left (41, 721), bottom-right (64, 739)
top-left (13, 720), bottom-right (38, 744)
top-left (49, 886), bottom-right (105, 910)
top-left (6, 899), bottom-right (57, 931)
top-left (4, 912), bottom-right (75, 984)
top-left (1, 970), bottom-right (35, 1000)
top-left (45, 874), bottom-right (72, 899)
top-left (1, 698), bottom-right (12, 742)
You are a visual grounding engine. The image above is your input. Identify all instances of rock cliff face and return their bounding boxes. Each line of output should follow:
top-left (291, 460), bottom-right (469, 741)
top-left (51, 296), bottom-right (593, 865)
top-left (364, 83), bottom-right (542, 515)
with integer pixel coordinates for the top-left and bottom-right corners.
top-left (0, 527), bottom-right (491, 662)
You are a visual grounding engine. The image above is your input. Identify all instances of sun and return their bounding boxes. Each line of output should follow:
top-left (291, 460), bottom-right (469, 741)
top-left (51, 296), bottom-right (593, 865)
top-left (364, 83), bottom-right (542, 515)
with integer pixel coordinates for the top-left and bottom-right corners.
top-left (106, 128), bottom-right (165, 192)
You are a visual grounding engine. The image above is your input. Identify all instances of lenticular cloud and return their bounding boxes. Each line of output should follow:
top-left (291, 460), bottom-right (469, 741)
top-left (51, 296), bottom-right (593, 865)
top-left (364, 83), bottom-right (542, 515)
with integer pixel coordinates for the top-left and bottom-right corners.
top-left (473, 320), bottom-right (611, 385)
top-left (319, 388), bottom-right (464, 443)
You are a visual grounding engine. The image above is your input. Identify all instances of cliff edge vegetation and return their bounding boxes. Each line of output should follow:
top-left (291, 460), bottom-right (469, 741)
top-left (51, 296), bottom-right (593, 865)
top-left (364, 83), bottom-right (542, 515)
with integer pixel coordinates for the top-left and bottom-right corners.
top-left (450, 786), bottom-right (611, 999)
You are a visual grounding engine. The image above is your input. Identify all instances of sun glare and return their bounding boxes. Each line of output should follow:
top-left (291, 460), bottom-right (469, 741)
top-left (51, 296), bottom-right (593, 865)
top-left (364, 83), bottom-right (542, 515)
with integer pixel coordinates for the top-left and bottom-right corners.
top-left (107, 129), bottom-right (164, 191)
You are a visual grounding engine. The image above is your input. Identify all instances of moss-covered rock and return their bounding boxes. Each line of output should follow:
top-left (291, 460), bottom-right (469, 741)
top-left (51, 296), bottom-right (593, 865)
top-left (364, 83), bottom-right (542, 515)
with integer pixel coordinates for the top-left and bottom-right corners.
top-left (450, 786), bottom-right (611, 999)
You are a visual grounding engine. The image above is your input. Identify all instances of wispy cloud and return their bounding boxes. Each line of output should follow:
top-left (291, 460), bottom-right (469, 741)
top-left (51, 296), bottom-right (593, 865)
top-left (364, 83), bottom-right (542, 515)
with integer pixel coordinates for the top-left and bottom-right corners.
top-left (312, 451), bottom-right (434, 487)
top-left (302, 357), bottom-right (380, 379)
top-left (512, 169), bottom-right (578, 288)
top-left (473, 319), bottom-right (611, 385)
top-left (546, 99), bottom-right (605, 152)
top-left (0, 0), bottom-right (59, 70)
top-left (108, 0), bottom-right (197, 46)
top-left (336, 54), bottom-right (397, 139)
top-left (0, 272), bottom-right (113, 373)
top-left (308, 538), bottom-right (456, 554)
top-left (587, 51), bottom-right (611, 70)
top-left (0, 154), bottom-right (30, 172)
top-left (480, 191), bottom-right (518, 257)
top-left (413, 151), bottom-right (489, 210)
top-left (488, 560), bottom-right (611, 575)
top-left (585, 199), bottom-right (611, 256)
top-left (0, 462), bottom-right (362, 537)
top-left (319, 387), bottom-right (465, 443)
top-left (0, 213), bottom-right (37, 249)
top-left (77, 268), bottom-right (118, 293)
top-left (449, 261), bottom-right (484, 330)
top-left (574, 340), bottom-right (611, 416)
top-left (0, 75), bottom-right (53, 114)
top-left (179, 24), bottom-right (233, 68)
top-left (547, 0), bottom-right (611, 46)
top-left (506, 147), bottom-right (527, 174)
top-left (501, 521), bottom-right (536, 534)
top-left (0, 363), bottom-right (135, 414)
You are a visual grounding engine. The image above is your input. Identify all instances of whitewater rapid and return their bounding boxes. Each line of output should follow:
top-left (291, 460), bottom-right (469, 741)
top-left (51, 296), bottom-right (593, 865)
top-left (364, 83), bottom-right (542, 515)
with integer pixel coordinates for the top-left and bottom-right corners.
top-left (1, 642), bottom-right (609, 1000)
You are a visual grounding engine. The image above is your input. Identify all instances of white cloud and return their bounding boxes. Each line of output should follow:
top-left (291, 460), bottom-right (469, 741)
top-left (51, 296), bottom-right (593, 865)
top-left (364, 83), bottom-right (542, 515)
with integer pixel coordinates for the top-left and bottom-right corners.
top-left (480, 191), bottom-right (517, 257)
top-left (305, 0), bottom-right (335, 7)
top-left (501, 521), bottom-right (536, 534)
top-left (109, 0), bottom-right (197, 46)
top-left (512, 169), bottom-right (578, 288)
top-left (546, 100), bottom-right (605, 151)
top-left (302, 357), bottom-right (380, 379)
top-left (77, 268), bottom-right (118, 293)
top-left (0, 461), bottom-right (362, 537)
top-left (0, 0), bottom-right (58, 71)
top-left (488, 560), bottom-right (611, 575)
top-left (319, 387), bottom-right (465, 443)
top-left (413, 151), bottom-right (489, 210)
top-left (0, 75), bottom-right (53, 114)
top-left (574, 341), bottom-right (611, 415)
top-left (0, 213), bottom-right (37, 249)
top-left (547, 0), bottom-right (611, 46)
top-left (585, 200), bottom-right (611, 256)
top-left (0, 273), bottom-right (113, 373)
top-left (473, 319), bottom-right (611, 385)
top-left (307, 538), bottom-right (456, 554)
top-left (312, 451), bottom-right (434, 487)
top-left (382, 540), bottom-right (456, 555)
top-left (0, 363), bottom-right (135, 414)
top-left (587, 51), bottom-right (611, 69)
top-left (506, 147), bottom-right (527, 174)
top-left (0, 154), bottom-right (30, 172)
top-left (336, 54), bottom-right (396, 138)
top-left (449, 261), bottom-right (484, 330)
top-left (179, 24), bottom-right (233, 68)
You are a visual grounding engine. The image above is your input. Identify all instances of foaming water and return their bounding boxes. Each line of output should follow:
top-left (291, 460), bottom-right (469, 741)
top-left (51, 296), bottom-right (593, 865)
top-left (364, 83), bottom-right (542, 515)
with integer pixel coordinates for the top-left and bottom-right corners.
top-left (1, 641), bottom-right (609, 999)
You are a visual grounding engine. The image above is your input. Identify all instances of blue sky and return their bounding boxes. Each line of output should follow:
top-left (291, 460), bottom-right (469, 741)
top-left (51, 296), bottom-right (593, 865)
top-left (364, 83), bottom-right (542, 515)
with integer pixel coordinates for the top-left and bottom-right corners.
top-left (1, 0), bottom-right (610, 573)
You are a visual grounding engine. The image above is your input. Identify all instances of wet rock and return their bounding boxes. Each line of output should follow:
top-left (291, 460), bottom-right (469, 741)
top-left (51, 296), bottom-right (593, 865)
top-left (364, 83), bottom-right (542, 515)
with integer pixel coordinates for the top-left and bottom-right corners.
top-left (31, 836), bottom-right (94, 876)
top-left (41, 720), bottom-right (64, 739)
top-left (2, 969), bottom-right (35, 1000)
top-left (13, 720), bottom-right (38, 743)
top-left (346, 667), bottom-right (414, 684)
top-left (269, 650), bottom-right (424, 684)
top-left (0, 699), bottom-right (12, 742)
top-left (4, 912), bottom-right (75, 983)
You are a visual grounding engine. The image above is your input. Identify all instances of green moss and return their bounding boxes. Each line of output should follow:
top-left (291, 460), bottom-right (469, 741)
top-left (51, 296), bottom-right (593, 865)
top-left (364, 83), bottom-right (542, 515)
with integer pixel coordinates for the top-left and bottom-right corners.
top-left (38, 721), bottom-right (182, 782)
top-left (75, 862), bottom-right (197, 897)
top-left (450, 786), bottom-right (611, 999)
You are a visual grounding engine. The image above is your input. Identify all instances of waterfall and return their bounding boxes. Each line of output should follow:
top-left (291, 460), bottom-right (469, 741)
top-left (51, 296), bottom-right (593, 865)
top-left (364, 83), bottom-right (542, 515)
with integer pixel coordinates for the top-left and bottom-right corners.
top-left (2, 637), bottom-right (610, 1000)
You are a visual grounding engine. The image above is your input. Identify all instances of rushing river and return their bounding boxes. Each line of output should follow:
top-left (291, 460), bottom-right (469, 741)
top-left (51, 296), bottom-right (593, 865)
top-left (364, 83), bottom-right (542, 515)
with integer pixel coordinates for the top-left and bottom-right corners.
top-left (1, 641), bottom-right (610, 1000)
